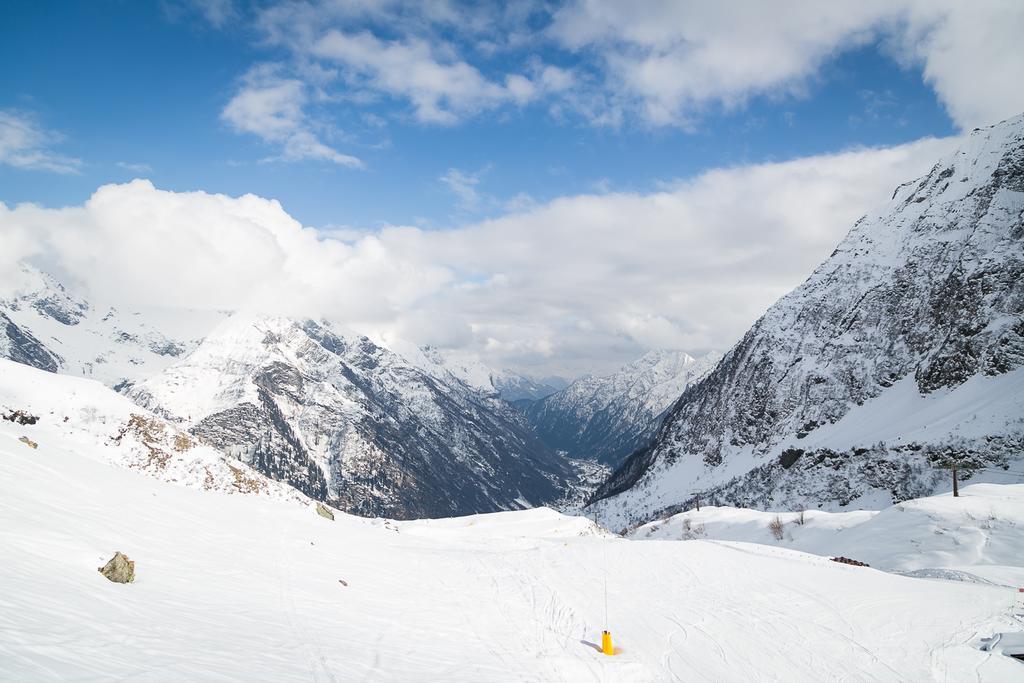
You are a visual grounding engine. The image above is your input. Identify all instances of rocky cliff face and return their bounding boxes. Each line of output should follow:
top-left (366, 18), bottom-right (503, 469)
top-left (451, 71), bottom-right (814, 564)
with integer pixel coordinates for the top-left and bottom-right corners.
top-left (130, 316), bottom-right (573, 518)
top-left (591, 115), bottom-right (1024, 529)
top-left (0, 310), bottom-right (62, 373)
top-left (524, 350), bottom-right (720, 466)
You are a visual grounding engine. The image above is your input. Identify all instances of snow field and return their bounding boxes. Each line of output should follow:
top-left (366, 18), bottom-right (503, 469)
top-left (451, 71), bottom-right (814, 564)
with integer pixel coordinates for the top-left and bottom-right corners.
top-left (2, 434), bottom-right (1023, 681)
top-left (633, 484), bottom-right (1024, 590)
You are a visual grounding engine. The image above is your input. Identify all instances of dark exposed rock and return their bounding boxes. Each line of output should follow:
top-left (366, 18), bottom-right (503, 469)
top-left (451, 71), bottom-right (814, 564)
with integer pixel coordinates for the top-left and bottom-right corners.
top-left (3, 409), bottom-right (39, 425)
top-left (779, 448), bottom-right (803, 469)
top-left (31, 290), bottom-right (87, 326)
top-left (149, 341), bottom-right (186, 357)
top-left (0, 311), bottom-right (62, 373)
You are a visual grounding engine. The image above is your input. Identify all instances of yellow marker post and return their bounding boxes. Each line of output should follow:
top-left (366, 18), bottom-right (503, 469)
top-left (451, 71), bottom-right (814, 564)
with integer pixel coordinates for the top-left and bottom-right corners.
top-left (602, 630), bottom-right (614, 656)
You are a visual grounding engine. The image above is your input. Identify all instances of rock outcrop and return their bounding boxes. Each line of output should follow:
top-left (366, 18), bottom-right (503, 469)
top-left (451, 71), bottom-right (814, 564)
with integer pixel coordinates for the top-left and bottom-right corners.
top-left (98, 552), bottom-right (135, 583)
top-left (316, 502), bottom-right (335, 520)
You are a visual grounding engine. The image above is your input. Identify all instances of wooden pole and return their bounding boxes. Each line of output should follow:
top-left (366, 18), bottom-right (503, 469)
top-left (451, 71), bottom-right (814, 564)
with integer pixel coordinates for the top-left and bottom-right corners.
top-left (952, 461), bottom-right (959, 498)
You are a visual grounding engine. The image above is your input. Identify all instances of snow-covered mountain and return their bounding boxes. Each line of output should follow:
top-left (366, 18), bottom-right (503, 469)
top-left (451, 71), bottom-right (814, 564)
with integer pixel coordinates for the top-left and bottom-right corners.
top-left (493, 374), bottom-right (568, 402)
top-left (0, 269), bottom-right (577, 518)
top-left (386, 342), bottom-right (566, 402)
top-left (0, 358), bottom-right (304, 502)
top-left (591, 114), bottom-right (1024, 529)
top-left (524, 350), bottom-right (721, 466)
top-left (128, 315), bottom-right (573, 518)
top-left (0, 264), bottom-right (224, 388)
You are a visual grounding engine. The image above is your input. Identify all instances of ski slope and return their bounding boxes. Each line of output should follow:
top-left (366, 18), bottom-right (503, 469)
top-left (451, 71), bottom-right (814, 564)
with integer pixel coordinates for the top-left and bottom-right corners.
top-left (3, 428), bottom-right (1023, 680)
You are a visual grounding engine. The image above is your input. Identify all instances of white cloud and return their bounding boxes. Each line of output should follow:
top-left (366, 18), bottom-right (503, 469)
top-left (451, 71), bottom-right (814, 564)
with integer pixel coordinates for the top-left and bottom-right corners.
top-left (0, 180), bottom-right (446, 321)
top-left (255, 2), bottom-right (576, 126)
top-left (221, 66), bottom-right (363, 167)
top-left (549, 0), bottom-right (1024, 129)
top-left (163, 0), bottom-right (238, 29)
top-left (440, 168), bottom-right (481, 210)
top-left (309, 30), bottom-right (540, 124)
top-left (228, 0), bottom-right (1024, 135)
top-left (190, 0), bottom-right (236, 28)
top-left (0, 109), bottom-right (81, 174)
top-left (0, 135), bottom-right (960, 375)
top-left (439, 166), bottom-right (494, 213)
top-left (116, 161), bottom-right (153, 173)
top-left (367, 134), bottom-right (958, 373)
top-left (897, 1), bottom-right (1024, 129)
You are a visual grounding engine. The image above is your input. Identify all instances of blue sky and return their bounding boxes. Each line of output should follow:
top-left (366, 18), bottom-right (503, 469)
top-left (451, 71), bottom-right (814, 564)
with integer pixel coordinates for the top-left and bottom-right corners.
top-left (0, 1), bottom-right (958, 229)
top-left (2, 1), bottom-right (1022, 375)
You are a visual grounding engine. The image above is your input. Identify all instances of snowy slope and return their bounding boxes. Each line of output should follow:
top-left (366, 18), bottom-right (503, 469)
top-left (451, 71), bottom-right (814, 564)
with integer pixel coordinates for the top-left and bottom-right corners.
top-left (592, 114), bottom-right (1024, 528)
top-left (0, 264), bottom-right (225, 388)
top-left (129, 315), bottom-right (573, 518)
top-left (632, 483), bottom-right (1024, 587)
top-left (3, 433), bottom-right (1023, 680)
top-left (525, 350), bottom-right (721, 465)
top-left (0, 358), bottom-right (303, 501)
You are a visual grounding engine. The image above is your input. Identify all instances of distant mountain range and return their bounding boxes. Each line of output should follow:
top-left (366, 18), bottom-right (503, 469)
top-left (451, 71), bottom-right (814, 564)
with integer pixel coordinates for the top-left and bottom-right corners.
top-left (521, 350), bottom-right (720, 466)
top-left (6, 114), bottom-right (1021, 526)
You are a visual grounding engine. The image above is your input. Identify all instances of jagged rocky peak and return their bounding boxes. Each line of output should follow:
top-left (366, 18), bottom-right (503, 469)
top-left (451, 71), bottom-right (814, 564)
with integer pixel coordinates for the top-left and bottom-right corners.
top-left (523, 348), bottom-right (721, 466)
top-left (590, 113), bottom-right (1024, 530)
top-left (131, 315), bottom-right (574, 519)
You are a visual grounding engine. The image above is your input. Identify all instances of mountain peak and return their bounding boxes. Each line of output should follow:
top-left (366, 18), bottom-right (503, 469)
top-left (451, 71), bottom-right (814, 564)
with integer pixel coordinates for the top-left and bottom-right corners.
top-left (590, 113), bottom-right (1024, 529)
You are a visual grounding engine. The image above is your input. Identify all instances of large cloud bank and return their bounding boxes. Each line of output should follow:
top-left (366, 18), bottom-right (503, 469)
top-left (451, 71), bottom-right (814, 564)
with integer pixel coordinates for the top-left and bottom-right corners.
top-left (1, 134), bottom-right (958, 375)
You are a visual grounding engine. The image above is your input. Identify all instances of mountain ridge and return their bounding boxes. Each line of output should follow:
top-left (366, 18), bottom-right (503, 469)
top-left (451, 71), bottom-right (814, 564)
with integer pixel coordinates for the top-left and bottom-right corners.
top-left (590, 113), bottom-right (1024, 529)
top-left (128, 314), bottom-right (575, 518)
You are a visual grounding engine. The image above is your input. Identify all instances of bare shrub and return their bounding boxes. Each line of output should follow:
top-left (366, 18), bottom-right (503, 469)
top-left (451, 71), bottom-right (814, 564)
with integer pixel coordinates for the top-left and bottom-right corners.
top-left (769, 516), bottom-right (784, 540)
top-left (795, 510), bottom-right (806, 526)
top-left (172, 433), bottom-right (194, 452)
